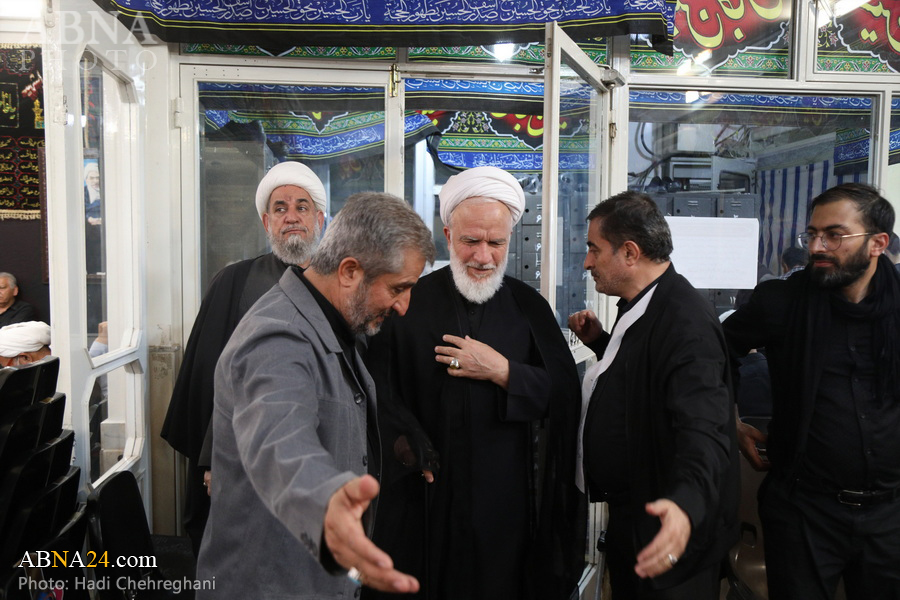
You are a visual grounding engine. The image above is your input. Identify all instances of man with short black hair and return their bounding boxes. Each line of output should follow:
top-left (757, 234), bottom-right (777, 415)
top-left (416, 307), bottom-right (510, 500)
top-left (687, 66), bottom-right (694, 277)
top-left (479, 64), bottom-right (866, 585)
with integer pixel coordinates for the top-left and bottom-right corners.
top-left (724, 182), bottom-right (900, 599)
top-left (570, 191), bottom-right (739, 599)
top-left (197, 192), bottom-right (435, 598)
top-left (0, 273), bottom-right (36, 327)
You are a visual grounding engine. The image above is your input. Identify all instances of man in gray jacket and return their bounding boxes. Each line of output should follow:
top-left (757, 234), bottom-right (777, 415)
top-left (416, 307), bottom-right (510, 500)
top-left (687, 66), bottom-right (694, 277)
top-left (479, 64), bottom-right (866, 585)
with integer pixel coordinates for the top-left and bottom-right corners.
top-left (197, 192), bottom-right (436, 597)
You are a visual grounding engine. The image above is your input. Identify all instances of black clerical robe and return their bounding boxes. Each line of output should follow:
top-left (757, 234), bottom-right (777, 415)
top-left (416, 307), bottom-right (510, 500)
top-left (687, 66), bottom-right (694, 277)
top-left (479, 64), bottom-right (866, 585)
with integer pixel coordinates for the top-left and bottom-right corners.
top-left (366, 267), bottom-right (584, 600)
top-left (160, 252), bottom-right (289, 553)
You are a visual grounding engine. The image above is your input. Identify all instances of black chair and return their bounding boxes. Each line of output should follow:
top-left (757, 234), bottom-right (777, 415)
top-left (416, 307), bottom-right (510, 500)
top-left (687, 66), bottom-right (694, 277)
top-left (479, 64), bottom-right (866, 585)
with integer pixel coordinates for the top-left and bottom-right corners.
top-left (5, 505), bottom-right (92, 600)
top-left (0, 441), bottom-right (55, 542)
top-left (87, 470), bottom-right (184, 600)
top-left (47, 429), bottom-right (75, 482)
top-left (39, 504), bottom-right (92, 600)
top-left (1, 471), bottom-right (62, 568)
top-left (0, 403), bottom-right (44, 472)
top-left (0, 356), bottom-right (60, 412)
top-left (52, 465), bottom-right (82, 533)
top-left (37, 393), bottom-right (66, 444)
top-left (32, 357), bottom-right (60, 403)
top-left (0, 431), bottom-right (75, 548)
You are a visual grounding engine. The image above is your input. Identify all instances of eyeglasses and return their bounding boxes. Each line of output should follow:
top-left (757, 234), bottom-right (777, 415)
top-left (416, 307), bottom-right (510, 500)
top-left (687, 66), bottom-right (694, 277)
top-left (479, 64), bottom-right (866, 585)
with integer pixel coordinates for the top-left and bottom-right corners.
top-left (797, 231), bottom-right (875, 251)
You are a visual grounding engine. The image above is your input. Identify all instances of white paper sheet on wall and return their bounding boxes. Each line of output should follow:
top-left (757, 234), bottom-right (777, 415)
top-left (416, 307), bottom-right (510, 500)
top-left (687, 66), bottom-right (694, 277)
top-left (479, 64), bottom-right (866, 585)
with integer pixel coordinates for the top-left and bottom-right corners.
top-left (665, 216), bottom-right (759, 289)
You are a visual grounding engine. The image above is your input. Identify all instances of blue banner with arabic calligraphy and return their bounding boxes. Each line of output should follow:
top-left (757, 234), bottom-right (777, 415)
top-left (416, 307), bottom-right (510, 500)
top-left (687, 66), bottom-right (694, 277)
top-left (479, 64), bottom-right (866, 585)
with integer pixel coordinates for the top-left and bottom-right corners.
top-left (199, 82), bottom-right (436, 162)
top-left (93, 0), bottom-right (667, 48)
top-left (198, 79), bottom-right (593, 173)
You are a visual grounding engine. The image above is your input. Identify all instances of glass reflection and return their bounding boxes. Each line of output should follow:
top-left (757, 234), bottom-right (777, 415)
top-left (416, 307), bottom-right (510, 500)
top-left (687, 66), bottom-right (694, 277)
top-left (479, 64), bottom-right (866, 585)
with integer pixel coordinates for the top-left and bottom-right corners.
top-left (80, 54), bottom-right (107, 350)
top-left (88, 360), bottom-right (130, 481)
top-left (628, 89), bottom-right (874, 313)
top-left (196, 82), bottom-right (431, 291)
top-left (556, 60), bottom-right (599, 326)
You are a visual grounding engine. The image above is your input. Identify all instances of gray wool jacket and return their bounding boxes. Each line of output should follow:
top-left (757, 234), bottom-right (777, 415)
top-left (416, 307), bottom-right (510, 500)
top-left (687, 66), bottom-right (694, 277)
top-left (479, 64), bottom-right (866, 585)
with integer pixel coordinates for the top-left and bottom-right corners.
top-left (197, 268), bottom-right (376, 599)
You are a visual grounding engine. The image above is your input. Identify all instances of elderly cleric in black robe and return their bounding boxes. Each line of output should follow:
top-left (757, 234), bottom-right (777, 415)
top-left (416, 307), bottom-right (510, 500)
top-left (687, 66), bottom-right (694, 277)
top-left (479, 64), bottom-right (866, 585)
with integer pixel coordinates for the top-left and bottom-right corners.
top-left (365, 167), bottom-right (585, 600)
top-left (160, 161), bottom-right (327, 554)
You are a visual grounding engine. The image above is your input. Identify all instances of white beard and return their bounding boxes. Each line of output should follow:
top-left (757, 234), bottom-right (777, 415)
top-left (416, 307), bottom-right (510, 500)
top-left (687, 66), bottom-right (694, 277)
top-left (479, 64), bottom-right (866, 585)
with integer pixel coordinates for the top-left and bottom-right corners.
top-left (269, 225), bottom-right (319, 266)
top-left (448, 244), bottom-right (507, 304)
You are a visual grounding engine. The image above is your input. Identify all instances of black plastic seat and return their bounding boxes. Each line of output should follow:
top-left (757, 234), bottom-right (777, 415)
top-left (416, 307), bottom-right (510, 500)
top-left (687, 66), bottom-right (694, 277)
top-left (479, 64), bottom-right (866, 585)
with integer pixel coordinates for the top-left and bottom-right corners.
top-left (1, 467), bottom-right (81, 569)
top-left (40, 504), bottom-right (92, 600)
top-left (5, 505), bottom-right (92, 600)
top-left (87, 470), bottom-right (184, 600)
top-left (0, 356), bottom-right (60, 413)
top-left (0, 403), bottom-right (44, 472)
top-left (37, 393), bottom-right (67, 444)
top-left (47, 429), bottom-right (75, 482)
top-left (0, 431), bottom-right (75, 548)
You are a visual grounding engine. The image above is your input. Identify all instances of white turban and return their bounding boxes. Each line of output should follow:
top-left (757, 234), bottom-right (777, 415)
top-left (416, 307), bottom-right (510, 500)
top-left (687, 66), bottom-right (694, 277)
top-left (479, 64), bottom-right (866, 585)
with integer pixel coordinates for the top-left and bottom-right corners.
top-left (439, 166), bottom-right (526, 226)
top-left (0, 321), bottom-right (51, 357)
top-left (84, 162), bottom-right (99, 181)
top-left (254, 162), bottom-right (327, 220)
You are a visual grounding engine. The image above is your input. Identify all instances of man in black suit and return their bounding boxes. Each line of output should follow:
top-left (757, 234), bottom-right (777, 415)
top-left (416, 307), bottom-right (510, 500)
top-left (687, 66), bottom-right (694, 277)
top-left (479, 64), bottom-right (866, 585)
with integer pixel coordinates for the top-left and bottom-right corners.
top-left (569, 191), bottom-right (739, 599)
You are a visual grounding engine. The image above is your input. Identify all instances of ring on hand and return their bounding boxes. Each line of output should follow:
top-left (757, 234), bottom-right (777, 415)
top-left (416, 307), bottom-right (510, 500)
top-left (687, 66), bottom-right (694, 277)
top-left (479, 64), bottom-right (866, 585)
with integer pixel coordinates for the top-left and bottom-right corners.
top-left (667, 553), bottom-right (678, 567)
top-left (449, 357), bottom-right (461, 370)
top-left (347, 567), bottom-right (362, 586)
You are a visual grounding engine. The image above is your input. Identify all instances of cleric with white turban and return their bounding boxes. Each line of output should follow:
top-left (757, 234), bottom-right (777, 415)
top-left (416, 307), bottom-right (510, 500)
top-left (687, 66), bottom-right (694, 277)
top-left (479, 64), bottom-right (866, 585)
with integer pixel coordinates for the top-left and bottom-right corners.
top-left (255, 161), bottom-right (327, 220)
top-left (0, 321), bottom-right (52, 366)
top-left (162, 159), bottom-right (329, 556)
top-left (365, 164), bottom-right (585, 600)
top-left (439, 166), bottom-right (526, 225)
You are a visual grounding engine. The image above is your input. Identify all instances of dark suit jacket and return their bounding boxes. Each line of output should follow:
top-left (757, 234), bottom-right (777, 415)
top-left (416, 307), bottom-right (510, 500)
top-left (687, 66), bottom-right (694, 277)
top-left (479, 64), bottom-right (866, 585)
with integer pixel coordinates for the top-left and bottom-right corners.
top-left (586, 264), bottom-right (740, 589)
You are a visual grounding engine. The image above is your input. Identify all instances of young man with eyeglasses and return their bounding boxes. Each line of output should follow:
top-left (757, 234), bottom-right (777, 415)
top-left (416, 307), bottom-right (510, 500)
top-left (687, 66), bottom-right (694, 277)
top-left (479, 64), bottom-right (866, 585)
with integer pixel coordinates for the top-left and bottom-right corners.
top-left (722, 183), bottom-right (900, 600)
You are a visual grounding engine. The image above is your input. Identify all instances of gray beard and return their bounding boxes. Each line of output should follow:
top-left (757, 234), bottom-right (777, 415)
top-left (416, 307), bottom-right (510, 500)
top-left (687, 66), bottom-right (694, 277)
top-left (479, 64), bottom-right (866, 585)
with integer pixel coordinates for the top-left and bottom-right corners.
top-left (448, 245), bottom-right (507, 304)
top-left (345, 279), bottom-right (391, 337)
top-left (269, 227), bottom-right (319, 266)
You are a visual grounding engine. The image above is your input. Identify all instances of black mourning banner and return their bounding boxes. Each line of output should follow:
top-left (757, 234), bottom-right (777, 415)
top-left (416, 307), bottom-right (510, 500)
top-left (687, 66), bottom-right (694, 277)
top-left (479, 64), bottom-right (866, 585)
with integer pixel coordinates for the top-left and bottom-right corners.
top-left (0, 45), bottom-right (44, 219)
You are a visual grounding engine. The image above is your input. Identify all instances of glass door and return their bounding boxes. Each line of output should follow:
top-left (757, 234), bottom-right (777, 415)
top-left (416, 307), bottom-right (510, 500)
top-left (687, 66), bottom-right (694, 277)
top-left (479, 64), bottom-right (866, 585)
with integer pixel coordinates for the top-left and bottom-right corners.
top-left (43, 3), bottom-right (149, 492)
top-left (178, 65), bottom-right (401, 321)
top-left (543, 22), bottom-right (615, 358)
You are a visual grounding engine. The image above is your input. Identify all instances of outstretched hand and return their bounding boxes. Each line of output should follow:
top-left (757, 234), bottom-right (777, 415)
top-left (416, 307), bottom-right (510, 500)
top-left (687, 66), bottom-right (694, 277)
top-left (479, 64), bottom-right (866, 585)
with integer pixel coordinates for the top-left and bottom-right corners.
top-left (634, 499), bottom-right (691, 579)
top-left (323, 475), bottom-right (420, 593)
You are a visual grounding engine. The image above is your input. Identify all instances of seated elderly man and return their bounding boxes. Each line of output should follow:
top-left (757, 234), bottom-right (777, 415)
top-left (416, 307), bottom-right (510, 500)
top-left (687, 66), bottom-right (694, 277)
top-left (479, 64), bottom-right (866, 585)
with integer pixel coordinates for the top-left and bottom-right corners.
top-left (0, 321), bottom-right (51, 367)
top-left (0, 273), bottom-right (36, 327)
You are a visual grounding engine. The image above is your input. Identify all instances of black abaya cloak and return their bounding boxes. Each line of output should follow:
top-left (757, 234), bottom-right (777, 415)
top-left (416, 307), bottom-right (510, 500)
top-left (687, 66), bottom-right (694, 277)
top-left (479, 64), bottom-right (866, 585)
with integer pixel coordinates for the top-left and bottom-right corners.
top-left (366, 267), bottom-right (585, 600)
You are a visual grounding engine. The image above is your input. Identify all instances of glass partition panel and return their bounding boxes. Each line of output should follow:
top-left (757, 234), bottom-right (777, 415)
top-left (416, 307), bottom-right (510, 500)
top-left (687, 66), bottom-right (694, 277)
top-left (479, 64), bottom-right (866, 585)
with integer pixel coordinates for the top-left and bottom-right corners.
top-left (88, 361), bottom-right (138, 481)
top-left (815, 0), bottom-right (896, 74)
top-left (554, 61), bottom-right (600, 324)
top-left (405, 78), bottom-right (545, 275)
top-left (629, 90), bottom-right (874, 314)
top-left (886, 97), bottom-right (900, 219)
top-left (195, 82), bottom-right (434, 291)
top-left (81, 54), bottom-right (106, 348)
top-left (80, 53), bottom-right (132, 355)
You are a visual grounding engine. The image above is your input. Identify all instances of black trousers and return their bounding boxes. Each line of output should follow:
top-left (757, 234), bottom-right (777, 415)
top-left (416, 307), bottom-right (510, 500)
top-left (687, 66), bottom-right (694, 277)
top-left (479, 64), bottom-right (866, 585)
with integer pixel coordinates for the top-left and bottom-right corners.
top-left (605, 508), bottom-right (721, 600)
top-left (760, 474), bottom-right (900, 600)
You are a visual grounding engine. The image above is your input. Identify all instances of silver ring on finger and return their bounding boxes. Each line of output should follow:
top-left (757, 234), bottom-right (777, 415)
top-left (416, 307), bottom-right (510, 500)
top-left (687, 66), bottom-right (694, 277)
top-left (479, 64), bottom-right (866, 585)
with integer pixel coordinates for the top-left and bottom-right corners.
top-left (667, 553), bottom-right (678, 567)
top-left (450, 357), bottom-right (461, 370)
